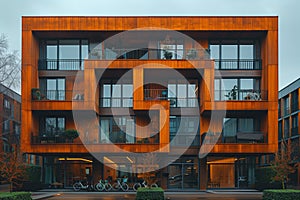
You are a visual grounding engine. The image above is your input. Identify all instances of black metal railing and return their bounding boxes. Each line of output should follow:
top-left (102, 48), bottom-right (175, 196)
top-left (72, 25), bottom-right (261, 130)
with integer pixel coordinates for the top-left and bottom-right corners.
top-left (38, 59), bottom-right (84, 70)
top-left (99, 97), bottom-right (133, 107)
top-left (215, 89), bottom-right (267, 101)
top-left (214, 59), bottom-right (262, 70)
top-left (144, 88), bottom-right (199, 107)
top-left (31, 89), bottom-right (84, 101)
top-left (220, 131), bottom-right (266, 143)
top-left (99, 48), bottom-right (210, 60)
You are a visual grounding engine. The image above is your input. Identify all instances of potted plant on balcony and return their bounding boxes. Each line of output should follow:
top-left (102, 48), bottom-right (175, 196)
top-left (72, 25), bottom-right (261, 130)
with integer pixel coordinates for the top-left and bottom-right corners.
top-left (225, 85), bottom-right (238, 100)
top-left (32, 88), bottom-right (41, 100)
top-left (65, 129), bottom-right (79, 143)
top-left (163, 49), bottom-right (173, 59)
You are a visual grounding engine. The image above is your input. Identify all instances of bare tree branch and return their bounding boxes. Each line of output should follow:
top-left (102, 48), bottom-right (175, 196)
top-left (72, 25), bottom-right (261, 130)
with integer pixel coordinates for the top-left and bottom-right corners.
top-left (0, 34), bottom-right (21, 90)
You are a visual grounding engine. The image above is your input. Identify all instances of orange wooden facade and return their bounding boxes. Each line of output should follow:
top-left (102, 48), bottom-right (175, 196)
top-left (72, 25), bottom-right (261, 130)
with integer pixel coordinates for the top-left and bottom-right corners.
top-left (21, 16), bottom-right (278, 189)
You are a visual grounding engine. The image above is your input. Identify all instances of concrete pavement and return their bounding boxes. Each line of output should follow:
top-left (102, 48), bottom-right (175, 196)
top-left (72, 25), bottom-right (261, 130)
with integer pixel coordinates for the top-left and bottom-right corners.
top-left (30, 189), bottom-right (263, 200)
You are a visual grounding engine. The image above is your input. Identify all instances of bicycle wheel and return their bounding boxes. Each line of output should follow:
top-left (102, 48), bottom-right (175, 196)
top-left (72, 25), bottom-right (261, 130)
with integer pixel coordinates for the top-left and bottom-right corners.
top-left (150, 183), bottom-right (158, 188)
top-left (133, 183), bottom-right (141, 191)
top-left (121, 183), bottom-right (129, 191)
top-left (96, 183), bottom-right (105, 191)
top-left (112, 182), bottom-right (120, 191)
top-left (105, 183), bottom-right (112, 191)
top-left (73, 182), bottom-right (81, 191)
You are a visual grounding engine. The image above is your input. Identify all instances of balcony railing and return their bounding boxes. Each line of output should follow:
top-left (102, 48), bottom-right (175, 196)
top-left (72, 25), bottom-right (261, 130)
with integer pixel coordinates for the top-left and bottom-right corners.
top-left (38, 59), bottom-right (84, 70)
top-left (99, 97), bottom-right (133, 107)
top-left (215, 89), bottom-right (267, 101)
top-left (144, 88), bottom-right (199, 107)
top-left (214, 59), bottom-right (262, 70)
top-left (32, 89), bottom-right (84, 101)
top-left (221, 131), bottom-right (266, 143)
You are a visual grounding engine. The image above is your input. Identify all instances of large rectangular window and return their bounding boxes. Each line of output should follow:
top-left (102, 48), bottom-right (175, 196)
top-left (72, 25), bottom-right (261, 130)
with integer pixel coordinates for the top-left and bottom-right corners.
top-left (291, 115), bottom-right (298, 137)
top-left (100, 116), bottom-right (135, 144)
top-left (100, 81), bottom-right (133, 107)
top-left (39, 78), bottom-right (65, 100)
top-left (291, 90), bottom-right (298, 113)
top-left (167, 81), bottom-right (198, 107)
top-left (222, 118), bottom-right (263, 143)
top-left (209, 40), bottom-right (260, 70)
top-left (160, 42), bottom-right (184, 60)
top-left (40, 117), bottom-right (65, 136)
top-left (214, 78), bottom-right (261, 100)
top-left (40, 39), bottom-right (89, 70)
top-left (169, 116), bottom-right (200, 146)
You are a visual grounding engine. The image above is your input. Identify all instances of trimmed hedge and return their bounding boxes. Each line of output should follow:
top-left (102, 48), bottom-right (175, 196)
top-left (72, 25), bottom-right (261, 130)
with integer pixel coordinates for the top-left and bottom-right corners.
top-left (255, 167), bottom-right (281, 190)
top-left (0, 192), bottom-right (32, 200)
top-left (263, 189), bottom-right (300, 200)
top-left (136, 187), bottom-right (164, 200)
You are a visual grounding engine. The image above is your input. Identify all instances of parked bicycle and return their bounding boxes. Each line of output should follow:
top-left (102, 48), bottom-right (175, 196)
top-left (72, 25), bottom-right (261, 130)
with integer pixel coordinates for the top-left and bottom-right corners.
top-left (95, 179), bottom-right (112, 192)
top-left (133, 180), bottom-right (158, 191)
top-left (73, 179), bottom-right (94, 191)
top-left (112, 177), bottom-right (129, 191)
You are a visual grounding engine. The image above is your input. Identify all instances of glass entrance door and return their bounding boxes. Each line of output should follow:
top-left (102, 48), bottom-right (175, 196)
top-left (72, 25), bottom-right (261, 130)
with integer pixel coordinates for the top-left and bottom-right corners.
top-left (168, 162), bottom-right (199, 189)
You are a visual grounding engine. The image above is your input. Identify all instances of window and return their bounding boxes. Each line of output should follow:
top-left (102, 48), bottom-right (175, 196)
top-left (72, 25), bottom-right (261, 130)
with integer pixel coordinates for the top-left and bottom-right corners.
top-left (291, 90), bottom-right (298, 112)
top-left (209, 40), bottom-right (260, 70)
top-left (39, 78), bottom-right (65, 100)
top-left (160, 43), bottom-right (184, 59)
top-left (167, 81), bottom-right (198, 107)
top-left (222, 118), bottom-right (263, 143)
top-left (100, 81), bottom-right (133, 107)
top-left (291, 115), bottom-right (298, 136)
top-left (278, 120), bottom-right (282, 141)
top-left (170, 116), bottom-right (200, 146)
top-left (41, 117), bottom-right (65, 136)
top-left (3, 99), bottom-right (11, 109)
top-left (284, 96), bottom-right (290, 115)
top-left (40, 39), bottom-right (88, 70)
top-left (3, 119), bottom-right (10, 132)
top-left (284, 118), bottom-right (290, 138)
top-left (214, 78), bottom-right (260, 100)
top-left (100, 116), bottom-right (135, 144)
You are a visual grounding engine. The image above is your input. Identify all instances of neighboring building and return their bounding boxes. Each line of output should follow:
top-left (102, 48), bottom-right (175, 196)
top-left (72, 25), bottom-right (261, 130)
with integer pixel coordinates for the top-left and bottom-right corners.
top-left (0, 83), bottom-right (21, 154)
top-left (21, 16), bottom-right (278, 189)
top-left (277, 78), bottom-right (300, 186)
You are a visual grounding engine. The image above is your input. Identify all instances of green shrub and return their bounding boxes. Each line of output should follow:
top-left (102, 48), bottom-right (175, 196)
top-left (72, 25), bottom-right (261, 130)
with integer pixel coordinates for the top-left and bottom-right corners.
top-left (255, 167), bottom-right (281, 190)
top-left (0, 192), bottom-right (32, 200)
top-left (136, 187), bottom-right (164, 200)
top-left (263, 189), bottom-right (300, 200)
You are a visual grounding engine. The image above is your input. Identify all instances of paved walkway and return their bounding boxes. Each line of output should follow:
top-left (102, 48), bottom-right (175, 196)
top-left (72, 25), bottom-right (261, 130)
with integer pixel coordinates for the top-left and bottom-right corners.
top-left (30, 189), bottom-right (262, 200)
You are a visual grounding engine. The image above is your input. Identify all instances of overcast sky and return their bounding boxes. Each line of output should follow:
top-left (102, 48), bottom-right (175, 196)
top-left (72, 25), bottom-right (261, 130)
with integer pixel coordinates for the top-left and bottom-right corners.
top-left (0, 0), bottom-right (299, 91)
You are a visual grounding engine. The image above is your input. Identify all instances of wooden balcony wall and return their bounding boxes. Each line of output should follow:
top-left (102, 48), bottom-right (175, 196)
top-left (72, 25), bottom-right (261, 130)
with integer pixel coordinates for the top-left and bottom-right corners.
top-left (22, 16), bottom-right (278, 155)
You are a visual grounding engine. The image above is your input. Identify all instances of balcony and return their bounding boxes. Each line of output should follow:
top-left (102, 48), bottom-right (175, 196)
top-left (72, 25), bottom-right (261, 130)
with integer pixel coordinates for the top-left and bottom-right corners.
top-left (144, 89), bottom-right (198, 107)
top-left (32, 89), bottom-right (84, 101)
top-left (38, 59), bottom-right (84, 70)
top-left (99, 97), bottom-right (133, 108)
top-left (214, 59), bottom-right (262, 70)
top-left (215, 89), bottom-right (267, 101)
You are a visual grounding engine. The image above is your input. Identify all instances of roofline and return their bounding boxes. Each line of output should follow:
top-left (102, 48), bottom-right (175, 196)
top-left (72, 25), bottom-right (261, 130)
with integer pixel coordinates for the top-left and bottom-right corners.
top-left (0, 83), bottom-right (21, 103)
top-left (279, 78), bottom-right (300, 99)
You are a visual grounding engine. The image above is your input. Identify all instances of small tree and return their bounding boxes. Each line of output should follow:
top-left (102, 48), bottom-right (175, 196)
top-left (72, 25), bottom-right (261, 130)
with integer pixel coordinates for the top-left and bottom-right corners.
top-left (270, 144), bottom-right (297, 189)
top-left (0, 152), bottom-right (27, 192)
